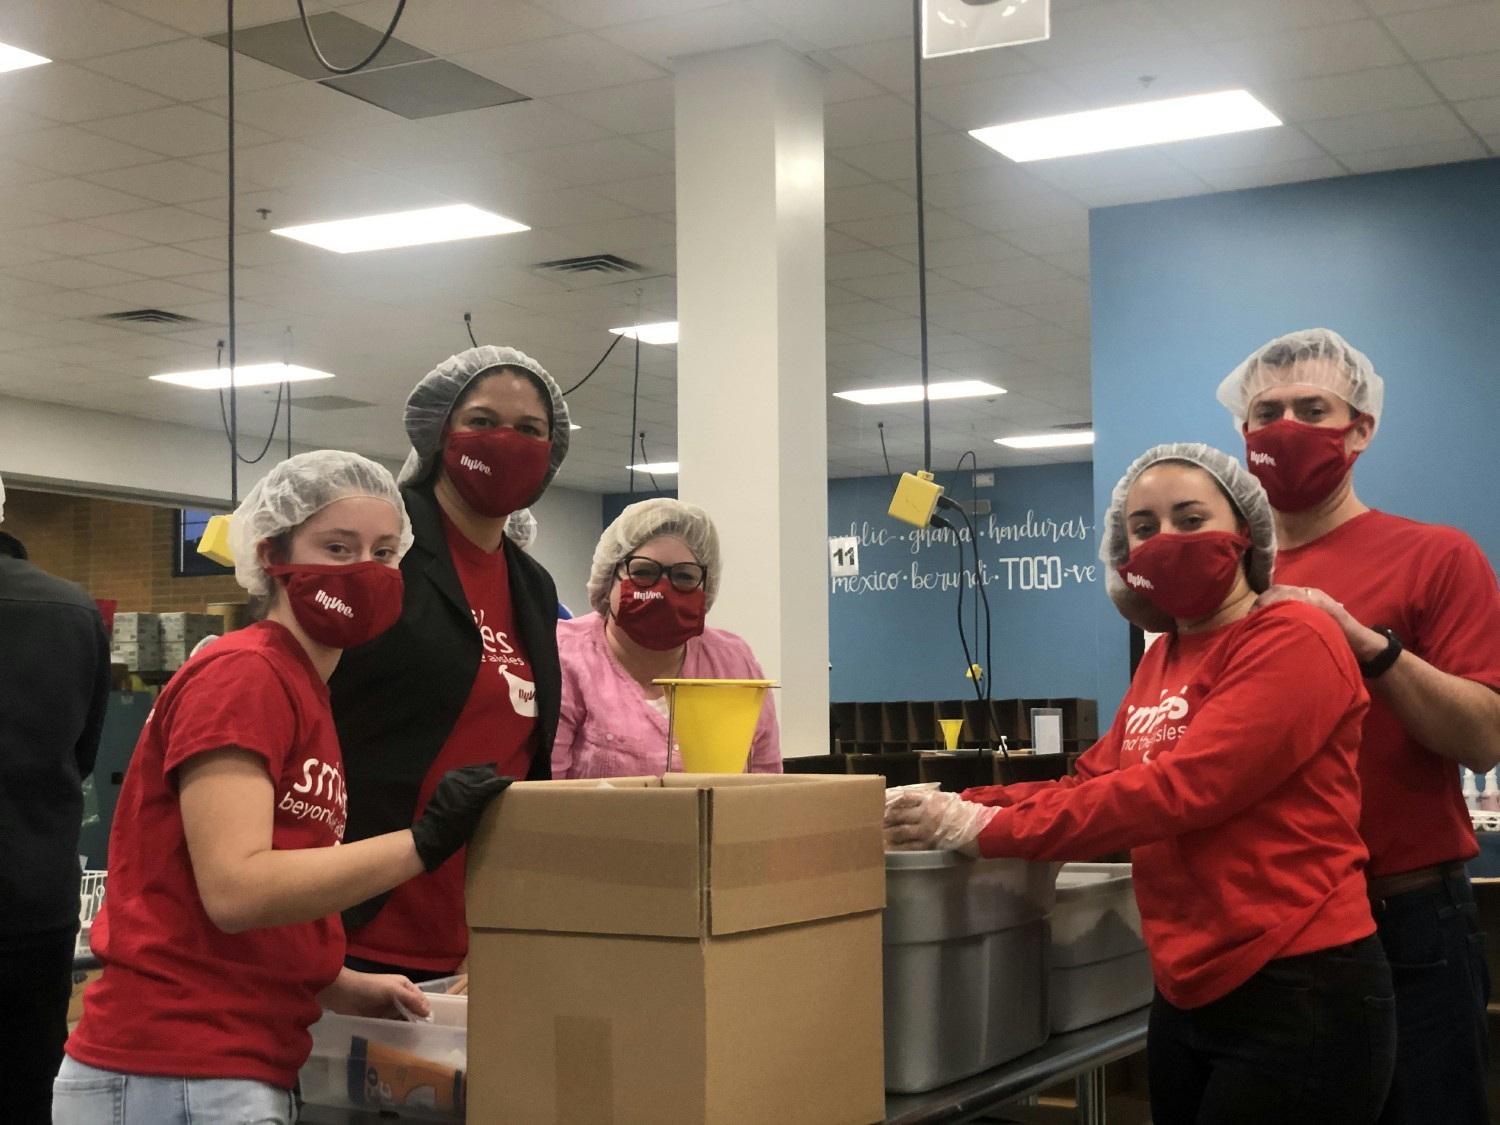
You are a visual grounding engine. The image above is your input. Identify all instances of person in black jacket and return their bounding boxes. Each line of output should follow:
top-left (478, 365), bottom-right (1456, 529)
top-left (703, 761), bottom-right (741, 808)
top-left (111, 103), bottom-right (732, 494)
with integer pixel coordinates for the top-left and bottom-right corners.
top-left (330, 346), bottom-right (570, 979)
top-left (0, 474), bottom-right (111, 1123)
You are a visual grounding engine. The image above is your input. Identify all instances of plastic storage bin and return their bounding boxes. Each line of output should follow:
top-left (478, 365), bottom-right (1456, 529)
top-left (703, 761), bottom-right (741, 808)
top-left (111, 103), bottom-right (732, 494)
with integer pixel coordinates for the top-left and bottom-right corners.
top-left (883, 850), bottom-right (1056, 1093)
top-left (1049, 862), bottom-right (1152, 1033)
top-left (300, 994), bottom-right (467, 1122)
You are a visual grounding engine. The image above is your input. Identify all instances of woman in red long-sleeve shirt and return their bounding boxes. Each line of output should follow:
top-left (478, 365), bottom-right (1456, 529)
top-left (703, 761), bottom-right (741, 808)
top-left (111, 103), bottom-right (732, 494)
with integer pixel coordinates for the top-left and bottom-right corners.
top-left (887, 442), bottom-right (1396, 1125)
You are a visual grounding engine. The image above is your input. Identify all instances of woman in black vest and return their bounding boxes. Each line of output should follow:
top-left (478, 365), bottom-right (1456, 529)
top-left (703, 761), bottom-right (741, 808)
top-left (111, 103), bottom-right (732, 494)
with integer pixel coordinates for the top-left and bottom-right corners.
top-left (330, 346), bottom-right (569, 979)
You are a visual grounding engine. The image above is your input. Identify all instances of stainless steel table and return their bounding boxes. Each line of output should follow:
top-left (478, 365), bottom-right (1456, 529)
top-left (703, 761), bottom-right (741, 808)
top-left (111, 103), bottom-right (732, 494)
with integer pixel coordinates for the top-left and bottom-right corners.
top-left (883, 1006), bottom-right (1150, 1125)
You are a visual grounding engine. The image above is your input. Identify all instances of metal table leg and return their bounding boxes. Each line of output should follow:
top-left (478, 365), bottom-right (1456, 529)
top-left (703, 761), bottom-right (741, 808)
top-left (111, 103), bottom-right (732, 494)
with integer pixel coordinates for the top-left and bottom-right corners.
top-left (1075, 1066), bottom-right (1107, 1125)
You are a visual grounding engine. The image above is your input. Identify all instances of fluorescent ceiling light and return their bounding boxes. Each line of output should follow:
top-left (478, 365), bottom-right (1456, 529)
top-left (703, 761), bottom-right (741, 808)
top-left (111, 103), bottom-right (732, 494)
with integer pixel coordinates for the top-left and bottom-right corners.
top-left (996, 430), bottom-right (1095, 450)
top-left (970, 90), bottom-right (1280, 163)
top-left (834, 380), bottom-right (1006, 406)
top-left (151, 363), bottom-right (336, 390)
top-left (271, 204), bottom-right (528, 253)
top-left (610, 322), bottom-right (679, 346)
top-left (629, 461), bottom-right (679, 474)
top-left (0, 42), bottom-right (49, 73)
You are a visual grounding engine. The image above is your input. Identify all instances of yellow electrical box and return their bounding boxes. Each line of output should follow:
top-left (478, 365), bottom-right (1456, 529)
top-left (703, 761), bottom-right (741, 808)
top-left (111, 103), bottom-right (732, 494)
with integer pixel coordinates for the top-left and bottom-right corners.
top-left (197, 513), bottom-right (234, 567)
top-left (888, 471), bottom-right (945, 529)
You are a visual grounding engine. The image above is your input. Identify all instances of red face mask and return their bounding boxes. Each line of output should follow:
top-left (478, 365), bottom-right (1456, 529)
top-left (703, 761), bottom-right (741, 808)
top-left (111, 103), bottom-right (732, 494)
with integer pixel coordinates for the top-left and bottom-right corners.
top-left (1117, 531), bottom-right (1250, 622)
top-left (441, 428), bottom-right (552, 519)
top-left (266, 561), bottom-right (404, 649)
top-left (613, 581), bottom-right (707, 651)
top-left (1243, 418), bottom-right (1362, 513)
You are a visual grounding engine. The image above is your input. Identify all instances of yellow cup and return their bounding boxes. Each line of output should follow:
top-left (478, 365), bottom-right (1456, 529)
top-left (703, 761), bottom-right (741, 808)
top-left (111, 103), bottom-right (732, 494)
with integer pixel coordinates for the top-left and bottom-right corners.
top-left (938, 718), bottom-right (964, 751)
top-left (656, 679), bottom-right (776, 773)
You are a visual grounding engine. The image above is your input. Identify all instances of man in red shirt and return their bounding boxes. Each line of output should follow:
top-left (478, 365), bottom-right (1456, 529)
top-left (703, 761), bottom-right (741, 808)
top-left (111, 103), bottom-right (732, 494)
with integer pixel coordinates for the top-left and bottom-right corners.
top-left (1217, 327), bottom-right (1500, 1125)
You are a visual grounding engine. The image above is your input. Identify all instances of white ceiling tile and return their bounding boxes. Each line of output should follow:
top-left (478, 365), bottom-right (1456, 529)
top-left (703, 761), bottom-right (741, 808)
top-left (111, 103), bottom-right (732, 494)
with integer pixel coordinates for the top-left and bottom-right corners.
top-left (1016, 0), bottom-right (1197, 68)
top-left (982, 277), bottom-right (1091, 307)
top-left (836, 131), bottom-right (1001, 180)
top-left (453, 33), bottom-right (666, 98)
top-left (1302, 103), bottom-right (1474, 155)
top-left (559, 214), bottom-right (676, 252)
top-left (7, 178), bottom-right (155, 221)
top-left (533, 0), bottom-right (724, 29)
top-left (918, 73), bottom-right (1086, 132)
top-left (745, 0), bottom-right (910, 51)
top-left (0, 243), bottom-right (63, 268)
top-left (1046, 49), bottom-right (1241, 106)
top-left (91, 0), bottom-right (302, 36)
top-left (1454, 96), bottom-right (1500, 135)
top-left (8, 222), bottom-right (153, 257)
top-left (825, 182), bottom-right (916, 223)
top-left (79, 38), bottom-right (296, 103)
top-left (595, 6), bottom-right (789, 67)
top-left (1000, 221), bottom-right (1091, 256)
top-left (507, 138), bottom-right (671, 187)
top-left (1024, 147), bottom-right (1196, 192)
top-left (497, 187), bottom-right (640, 228)
top-left (832, 35), bottom-right (1037, 99)
top-left (1157, 0), bottom-right (1367, 41)
top-left (1071, 172), bottom-right (1213, 208)
top-left (1262, 65), bottom-right (1439, 123)
top-left (913, 164), bottom-right (1054, 209)
top-left (887, 234), bottom-right (1028, 269)
top-left (87, 245), bottom-right (229, 278)
top-left (832, 210), bottom-right (982, 248)
top-left (0, 276), bottom-right (60, 302)
top-left (1210, 21), bottom-right (1406, 84)
top-left (391, 155), bottom-right (567, 205)
top-left (83, 160), bottom-right (231, 205)
top-left (551, 78), bottom-right (676, 135)
top-left (6, 126), bottom-right (162, 176)
top-left (1167, 127), bottom-right (1327, 174)
top-left (826, 95), bottom-right (923, 148)
top-left (1382, 3), bottom-right (1500, 61)
top-left (632, 129), bottom-right (677, 155)
top-left (425, 99), bottom-right (614, 154)
top-left (947, 193), bottom-right (1091, 234)
top-left (0, 63), bottom-right (171, 123)
top-left (194, 140), bottom-right (369, 190)
top-left (0, 160), bottom-right (54, 190)
top-left (935, 255), bottom-right (1070, 290)
top-left (1, 0), bottom-right (183, 60)
top-left (343, 0), bottom-right (577, 54)
top-left (82, 105), bottom-right (275, 159)
top-left (593, 174), bottom-right (677, 213)
top-left (824, 157), bottom-right (874, 189)
top-left (14, 290), bottom-right (139, 320)
top-left (1362, 0), bottom-right (1472, 13)
top-left (1421, 52), bottom-right (1500, 101)
top-left (310, 122), bottom-right (485, 173)
top-left (1337, 137), bottom-right (1490, 173)
top-left (199, 81), bottom-right (397, 139)
top-left (1198, 156), bottom-right (1349, 192)
top-left (83, 278), bottom-right (221, 308)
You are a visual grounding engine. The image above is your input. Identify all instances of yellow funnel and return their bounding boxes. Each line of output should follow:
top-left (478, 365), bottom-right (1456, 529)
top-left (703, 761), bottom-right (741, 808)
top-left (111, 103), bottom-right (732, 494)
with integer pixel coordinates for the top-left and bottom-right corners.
top-left (938, 718), bottom-right (964, 751)
top-left (655, 678), bottom-right (776, 773)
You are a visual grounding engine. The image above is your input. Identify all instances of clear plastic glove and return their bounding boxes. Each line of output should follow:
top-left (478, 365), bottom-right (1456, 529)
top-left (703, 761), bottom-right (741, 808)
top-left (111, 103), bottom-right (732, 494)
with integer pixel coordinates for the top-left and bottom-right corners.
top-left (412, 765), bottom-right (514, 872)
top-left (883, 788), bottom-right (998, 852)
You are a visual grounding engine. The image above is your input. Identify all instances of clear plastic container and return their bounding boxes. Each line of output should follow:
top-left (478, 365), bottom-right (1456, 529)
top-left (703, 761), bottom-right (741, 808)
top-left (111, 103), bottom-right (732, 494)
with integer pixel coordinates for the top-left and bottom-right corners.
top-left (1049, 862), bottom-right (1152, 1033)
top-left (300, 994), bottom-right (467, 1122)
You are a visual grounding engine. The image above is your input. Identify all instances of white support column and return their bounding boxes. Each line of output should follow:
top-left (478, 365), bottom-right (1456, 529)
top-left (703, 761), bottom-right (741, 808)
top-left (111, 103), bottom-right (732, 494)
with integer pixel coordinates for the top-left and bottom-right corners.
top-left (675, 44), bottom-right (829, 758)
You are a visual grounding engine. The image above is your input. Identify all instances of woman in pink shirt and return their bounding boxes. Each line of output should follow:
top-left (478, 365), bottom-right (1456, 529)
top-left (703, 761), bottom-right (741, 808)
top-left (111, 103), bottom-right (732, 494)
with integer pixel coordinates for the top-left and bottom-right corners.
top-left (554, 498), bottom-right (781, 777)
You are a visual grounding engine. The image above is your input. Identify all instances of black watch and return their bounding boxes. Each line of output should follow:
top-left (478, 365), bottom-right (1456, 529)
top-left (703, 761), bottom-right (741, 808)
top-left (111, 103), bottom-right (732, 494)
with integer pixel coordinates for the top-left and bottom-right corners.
top-left (1359, 626), bottom-right (1403, 679)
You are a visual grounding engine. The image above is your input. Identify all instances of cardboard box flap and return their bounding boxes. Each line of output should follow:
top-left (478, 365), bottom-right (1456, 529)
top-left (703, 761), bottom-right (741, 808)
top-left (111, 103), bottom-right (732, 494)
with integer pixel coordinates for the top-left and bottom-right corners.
top-left (705, 775), bottom-right (885, 935)
top-left (467, 784), bottom-right (705, 937)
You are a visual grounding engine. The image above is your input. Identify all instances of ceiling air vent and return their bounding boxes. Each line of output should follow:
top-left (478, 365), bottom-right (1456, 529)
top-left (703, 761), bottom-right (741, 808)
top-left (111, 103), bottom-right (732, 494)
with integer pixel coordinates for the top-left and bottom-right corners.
top-left (291, 394), bottom-right (376, 412)
top-left (97, 309), bottom-right (202, 328)
top-left (536, 254), bottom-right (647, 278)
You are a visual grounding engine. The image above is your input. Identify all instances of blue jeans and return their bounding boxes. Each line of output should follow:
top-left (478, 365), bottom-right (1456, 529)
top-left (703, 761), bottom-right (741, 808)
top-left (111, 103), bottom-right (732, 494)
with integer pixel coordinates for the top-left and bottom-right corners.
top-left (1373, 870), bottom-right (1490, 1125)
top-left (1148, 934), bottom-right (1397, 1124)
top-left (52, 1057), bottom-right (296, 1125)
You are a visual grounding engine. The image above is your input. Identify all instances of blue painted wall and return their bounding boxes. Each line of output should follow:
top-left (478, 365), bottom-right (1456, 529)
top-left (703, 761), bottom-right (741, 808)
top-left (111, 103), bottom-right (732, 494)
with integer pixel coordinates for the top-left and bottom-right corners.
top-left (606, 462), bottom-right (1103, 703)
top-left (1090, 157), bottom-right (1500, 715)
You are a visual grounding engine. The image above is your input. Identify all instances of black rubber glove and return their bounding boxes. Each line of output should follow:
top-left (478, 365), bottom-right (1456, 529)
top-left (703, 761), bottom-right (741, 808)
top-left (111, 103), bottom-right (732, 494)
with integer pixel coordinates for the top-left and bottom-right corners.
top-left (411, 765), bottom-right (514, 872)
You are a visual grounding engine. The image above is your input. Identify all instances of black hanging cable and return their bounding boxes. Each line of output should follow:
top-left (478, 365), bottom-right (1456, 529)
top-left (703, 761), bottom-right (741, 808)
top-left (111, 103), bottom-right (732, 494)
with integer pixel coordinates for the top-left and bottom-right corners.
top-left (946, 523), bottom-right (994, 751)
top-left (296, 0), bottom-right (408, 75)
top-left (878, 420), bottom-right (895, 485)
top-left (911, 0), bottom-right (933, 472)
top-left (463, 311), bottom-right (478, 348)
top-left (219, 380), bottom-right (285, 465)
top-left (627, 331), bottom-right (641, 495)
top-left (285, 380), bottom-right (293, 460)
top-left (957, 451), bottom-right (981, 685)
top-left (638, 433), bottom-right (664, 494)
top-left (563, 333), bottom-right (623, 396)
top-left (953, 501), bottom-right (1000, 756)
top-left (226, 0), bottom-right (238, 504)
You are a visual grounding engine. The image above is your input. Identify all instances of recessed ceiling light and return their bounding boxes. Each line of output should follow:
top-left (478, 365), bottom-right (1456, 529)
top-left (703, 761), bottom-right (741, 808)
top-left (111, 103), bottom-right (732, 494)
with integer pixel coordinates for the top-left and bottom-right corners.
top-left (628, 461), bottom-right (679, 474)
top-left (610, 322), bottom-right (679, 346)
top-left (151, 363), bottom-right (336, 390)
top-left (970, 90), bottom-right (1280, 163)
top-left (0, 42), bottom-right (49, 73)
top-left (996, 430), bottom-right (1095, 449)
top-left (834, 380), bottom-right (1006, 406)
top-left (271, 204), bottom-right (528, 253)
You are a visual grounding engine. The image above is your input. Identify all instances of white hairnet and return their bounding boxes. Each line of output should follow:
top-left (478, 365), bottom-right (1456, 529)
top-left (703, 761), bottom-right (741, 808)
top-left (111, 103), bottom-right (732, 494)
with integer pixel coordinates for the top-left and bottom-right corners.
top-left (1100, 443), bottom-right (1276, 633)
top-left (229, 450), bottom-right (413, 597)
top-left (398, 345), bottom-right (570, 503)
top-left (589, 498), bottom-right (721, 616)
top-left (0, 471), bottom-right (6, 524)
top-left (1216, 327), bottom-right (1384, 430)
top-left (505, 508), bottom-right (538, 552)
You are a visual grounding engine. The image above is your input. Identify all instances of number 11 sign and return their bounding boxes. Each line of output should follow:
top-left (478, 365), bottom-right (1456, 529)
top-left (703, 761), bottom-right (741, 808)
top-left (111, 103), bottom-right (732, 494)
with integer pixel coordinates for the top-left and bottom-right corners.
top-left (828, 535), bottom-right (859, 578)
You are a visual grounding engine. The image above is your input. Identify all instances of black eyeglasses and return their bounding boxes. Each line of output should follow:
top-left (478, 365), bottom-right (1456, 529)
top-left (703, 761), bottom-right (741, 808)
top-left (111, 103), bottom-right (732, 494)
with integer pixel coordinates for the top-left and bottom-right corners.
top-left (617, 555), bottom-right (707, 593)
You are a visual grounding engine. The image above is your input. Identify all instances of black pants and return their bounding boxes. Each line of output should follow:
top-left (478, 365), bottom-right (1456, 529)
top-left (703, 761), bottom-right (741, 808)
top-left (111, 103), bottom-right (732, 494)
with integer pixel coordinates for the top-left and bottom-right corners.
top-left (0, 938), bottom-right (76, 1125)
top-left (343, 952), bottom-right (455, 984)
top-left (1148, 934), bottom-right (1397, 1125)
top-left (1374, 870), bottom-right (1490, 1125)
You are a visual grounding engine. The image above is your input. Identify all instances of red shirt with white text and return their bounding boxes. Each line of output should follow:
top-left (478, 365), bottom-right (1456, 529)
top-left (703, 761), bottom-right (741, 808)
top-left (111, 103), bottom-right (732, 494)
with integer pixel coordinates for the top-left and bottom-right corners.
top-left (69, 622), bottom-right (346, 1088)
top-left (965, 602), bottom-right (1373, 1009)
top-left (345, 515), bottom-right (537, 971)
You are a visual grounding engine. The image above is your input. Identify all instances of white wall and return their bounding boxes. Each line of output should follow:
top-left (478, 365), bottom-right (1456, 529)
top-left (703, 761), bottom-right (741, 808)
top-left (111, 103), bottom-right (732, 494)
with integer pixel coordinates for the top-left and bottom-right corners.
top-left (0, 393), bottom-right (401, 508)
top-left (526, 485), bottom-right (602, 614)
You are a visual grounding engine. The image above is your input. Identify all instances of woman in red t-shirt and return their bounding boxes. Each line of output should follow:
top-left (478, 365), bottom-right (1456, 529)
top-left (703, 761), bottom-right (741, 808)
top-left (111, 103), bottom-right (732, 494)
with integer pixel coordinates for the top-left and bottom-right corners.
top-left (887, 443), bottom-right (1397, 1125)
top-left (56, 452), bottom-right (512, 1125)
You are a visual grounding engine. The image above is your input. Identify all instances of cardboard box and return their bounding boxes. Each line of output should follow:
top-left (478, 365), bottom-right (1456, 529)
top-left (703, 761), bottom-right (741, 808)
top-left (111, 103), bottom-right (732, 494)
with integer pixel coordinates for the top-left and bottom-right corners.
top-left (111, 641), bottom-right (163, 672)
top-left (159, 612), bottom-right (222, 643)
top-left (111, 612), bottom-right (159, 643)
top-left (466, 774), bottom-right (887, 1125)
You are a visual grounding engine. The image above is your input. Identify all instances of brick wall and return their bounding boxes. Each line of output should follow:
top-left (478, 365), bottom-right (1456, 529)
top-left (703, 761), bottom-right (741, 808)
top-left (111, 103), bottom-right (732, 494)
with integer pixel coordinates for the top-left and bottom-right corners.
top-left (3, 488), bottom-right (245, 614)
